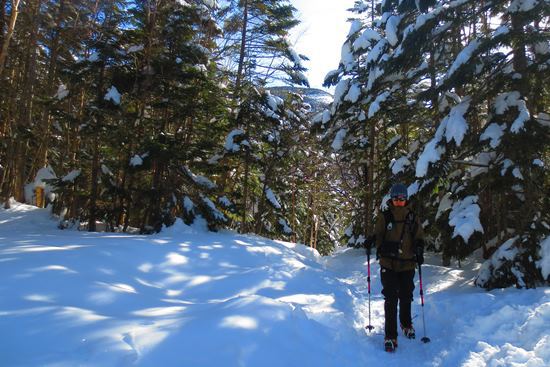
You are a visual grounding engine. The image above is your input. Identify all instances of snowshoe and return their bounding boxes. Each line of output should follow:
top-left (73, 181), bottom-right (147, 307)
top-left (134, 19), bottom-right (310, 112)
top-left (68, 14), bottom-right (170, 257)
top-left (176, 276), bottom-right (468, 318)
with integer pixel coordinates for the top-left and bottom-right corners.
top-left (384, 338), bottom-right (397, 352)
top-left (401, 324), bottom-right (416, 339)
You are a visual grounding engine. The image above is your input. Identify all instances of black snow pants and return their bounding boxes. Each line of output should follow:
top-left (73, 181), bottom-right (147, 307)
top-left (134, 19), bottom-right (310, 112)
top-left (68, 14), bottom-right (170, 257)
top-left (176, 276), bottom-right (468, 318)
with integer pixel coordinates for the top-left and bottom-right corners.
top-left (381, 266), bottom-right (415, 340)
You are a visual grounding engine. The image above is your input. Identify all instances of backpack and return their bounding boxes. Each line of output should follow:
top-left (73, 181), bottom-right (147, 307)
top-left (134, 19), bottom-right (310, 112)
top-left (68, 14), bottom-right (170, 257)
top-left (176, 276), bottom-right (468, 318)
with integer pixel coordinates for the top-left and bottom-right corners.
top-left (379, 209), bottom-right (417, 259)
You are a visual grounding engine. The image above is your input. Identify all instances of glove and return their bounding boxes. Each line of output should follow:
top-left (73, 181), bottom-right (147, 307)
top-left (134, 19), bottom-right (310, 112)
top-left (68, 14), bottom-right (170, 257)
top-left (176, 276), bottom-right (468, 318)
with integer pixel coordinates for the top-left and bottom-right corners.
top-left (415, 240), bottom-right (424, 265)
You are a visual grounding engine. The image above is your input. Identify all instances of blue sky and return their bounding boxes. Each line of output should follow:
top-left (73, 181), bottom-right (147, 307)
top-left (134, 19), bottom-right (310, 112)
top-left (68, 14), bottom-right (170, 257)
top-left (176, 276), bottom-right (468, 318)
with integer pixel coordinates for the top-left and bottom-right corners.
top-left (290, 0), bottom-right (356, 91)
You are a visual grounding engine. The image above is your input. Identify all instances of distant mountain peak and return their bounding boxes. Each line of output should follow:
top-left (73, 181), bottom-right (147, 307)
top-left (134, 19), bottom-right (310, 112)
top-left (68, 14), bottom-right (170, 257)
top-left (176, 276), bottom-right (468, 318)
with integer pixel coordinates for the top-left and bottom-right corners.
top-left (268, 86), bottom-right (333, 115)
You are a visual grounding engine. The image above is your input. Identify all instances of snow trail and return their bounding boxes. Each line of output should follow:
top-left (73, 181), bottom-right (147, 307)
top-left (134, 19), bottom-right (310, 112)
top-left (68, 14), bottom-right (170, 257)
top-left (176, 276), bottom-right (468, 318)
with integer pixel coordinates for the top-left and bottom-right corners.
top-left (0, 203), bottom-right (548, 366)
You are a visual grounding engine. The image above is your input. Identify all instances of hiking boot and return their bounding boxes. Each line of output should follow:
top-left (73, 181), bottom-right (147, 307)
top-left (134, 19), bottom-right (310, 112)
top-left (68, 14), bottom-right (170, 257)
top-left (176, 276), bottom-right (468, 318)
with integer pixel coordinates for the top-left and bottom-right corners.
top-left (401, 324), bottom-right (416, 339)
top-left (384, 338), bottom-right (397, 352)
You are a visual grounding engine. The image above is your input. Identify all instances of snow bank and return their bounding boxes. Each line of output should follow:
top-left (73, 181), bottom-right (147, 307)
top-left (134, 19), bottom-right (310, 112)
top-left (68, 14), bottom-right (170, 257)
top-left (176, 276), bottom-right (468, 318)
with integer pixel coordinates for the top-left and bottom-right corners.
top-left (1, 204), bottom-right (548, 367)
top-left (0, 203), bottom-right (359, 367)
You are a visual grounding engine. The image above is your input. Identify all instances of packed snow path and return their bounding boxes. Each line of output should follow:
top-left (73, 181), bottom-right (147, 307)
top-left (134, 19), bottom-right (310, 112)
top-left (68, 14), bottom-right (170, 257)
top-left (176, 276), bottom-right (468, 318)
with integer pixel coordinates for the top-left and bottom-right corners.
top-left (0, 203), bottom-right (548, 366)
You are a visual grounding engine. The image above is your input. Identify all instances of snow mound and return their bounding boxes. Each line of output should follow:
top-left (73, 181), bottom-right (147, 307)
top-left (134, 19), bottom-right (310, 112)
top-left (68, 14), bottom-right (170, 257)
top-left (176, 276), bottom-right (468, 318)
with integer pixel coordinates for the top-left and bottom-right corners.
top-left (0, 204), bottom-right (548, 367)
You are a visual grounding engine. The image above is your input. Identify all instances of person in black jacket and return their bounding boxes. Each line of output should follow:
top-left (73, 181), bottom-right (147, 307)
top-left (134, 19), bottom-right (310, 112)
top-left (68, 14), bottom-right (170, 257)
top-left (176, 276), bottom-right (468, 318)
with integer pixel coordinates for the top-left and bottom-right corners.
top-left (374, 183), bottom-right (424, 352)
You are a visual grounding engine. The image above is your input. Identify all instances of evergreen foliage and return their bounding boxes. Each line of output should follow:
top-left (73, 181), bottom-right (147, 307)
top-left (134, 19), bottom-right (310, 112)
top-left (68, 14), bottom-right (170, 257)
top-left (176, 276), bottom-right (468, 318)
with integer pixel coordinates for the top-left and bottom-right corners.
top-left (1, 0), bottom-right (548, 277)
top-left (321, 0), bottom-right (549, 287)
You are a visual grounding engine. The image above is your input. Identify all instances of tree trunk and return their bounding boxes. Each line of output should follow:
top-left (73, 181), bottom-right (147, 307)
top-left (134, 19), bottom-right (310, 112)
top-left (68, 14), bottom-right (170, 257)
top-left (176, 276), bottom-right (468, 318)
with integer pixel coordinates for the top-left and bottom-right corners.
top-left (0, 0), bottom-right (7, 45)
top-left (0, 0), bottom-right (21, 77)
top-left (89, 135), bottom-right (100, 231)
top-left (20, 0), bottom-right (42, 184)
top-left (241, 148), bottom-right (250, 233)
top-left (511, 14), bottom-right (529, 98)
top-left (33, 0), bottom-right (65, 172)
top-left (88, 56), bottom-right (106, 231)
top-left (235, 0), bottom-right (248, 94)
top-left (254, 159), bottom-right (275, 234)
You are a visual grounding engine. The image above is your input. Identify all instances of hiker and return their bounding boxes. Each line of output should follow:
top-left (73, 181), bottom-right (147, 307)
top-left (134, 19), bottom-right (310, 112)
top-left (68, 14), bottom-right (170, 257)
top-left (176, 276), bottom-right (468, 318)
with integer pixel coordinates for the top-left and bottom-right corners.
top-left (375, 183), bottom-right (424, 352)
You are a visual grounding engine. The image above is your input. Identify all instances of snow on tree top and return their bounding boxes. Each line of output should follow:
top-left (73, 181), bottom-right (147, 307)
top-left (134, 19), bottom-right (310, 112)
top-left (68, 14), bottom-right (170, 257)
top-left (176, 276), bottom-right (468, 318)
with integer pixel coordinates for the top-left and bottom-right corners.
top-left (368, 91), bottom-right (390, 118)
top-left (332, 78), bottom-right (351, 112)
top-left (127, 45), bottom-right (144, 53)
top-left (386, 134), bottom-right (401, 150)
top-left (365, 39), bottom-right (388, 66)
top-left (340, 42), bottom-right (355, 71)
top-left (34, 166), bottom-right (56, 187)
top-left (493, 91), bottom-right (530, 133)
top-left (184, 167), bottom-right (217, 190)
top-left (344, 83), bottom-right (361, 103)
top-left (416, 98), bottom-right (470, 177)
top-left (442, 97), bottom-right (470, 146)
top-left (493, 25), bottom-right (510, 38)
top-left (448, 195), bottom-right (484, 243)
top-left (501, 159), bottom-right (514, 176)
top-left (352, 28), bottom-right (381, 52)
top-left (534, 41), bottom-right (550, 55)
top-left (278, 218), bottom-right (292, 235)
top-left (130, 154), bottom-right (143, 166)
top-left (183, 196), bottom-right (194, 213)
top-left (508, 0), bottom-right (540, 12)
top-left (510, 100), bottom-right (530, 133)
top-left (62, 170), bottom-right (81, 182)
top-left (348, 20), bottom-right (363, 37)
top-left (512, 167), bottom-right (524, 180)
top-left (287, 46), bottom-right (303, 68)
top-left (324, 69), bottom-right (340, 84)
top-left (265, 187), bottom-right (282, 210)
top-left (416, 139), bottom-right (444, 177)
top-left (101, 164), bottom-right (113, 176)
top-left (390, 156), bottom-right (411, 175)
top-left (332, 129), bottom-right (347, 152)
top-left (54, 84), bottom-right (69, 100)
top-left (446, 39), bottom-right (482, 80)
top-left (385, 15), bottom-right (401, 47)
top-left (218, 196), bottom-right (233, 208)
top-left (436, 192), bottom-right (453, 220)
top-left (476, 237), bottom-right (519, 286)
top-left (266, 92), bottom-right (284, 112)
top-left (88, 52), bottom-right (99, 62)
top-left (480, 123), bottom-right (506, 148)
top-left (200, 195), bottom-right (226, 222)
top-left (225, 129), bottom-right (244, 152)
top-left (200, 0), bottom-right (217, 8)
top-left (104, 86), bottom-right (121, 105)
top-left (536, 113), bottom-right (550, 127)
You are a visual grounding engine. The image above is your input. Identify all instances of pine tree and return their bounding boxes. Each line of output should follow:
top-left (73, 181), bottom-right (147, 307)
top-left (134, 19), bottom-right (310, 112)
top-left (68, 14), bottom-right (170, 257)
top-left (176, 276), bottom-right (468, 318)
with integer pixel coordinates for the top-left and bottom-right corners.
top-left (323, 0), bottom-right (549, 286)
top-left (215, 0), bottom-right (309, 234)
top-left (44, 1), bottom-right (230, 232)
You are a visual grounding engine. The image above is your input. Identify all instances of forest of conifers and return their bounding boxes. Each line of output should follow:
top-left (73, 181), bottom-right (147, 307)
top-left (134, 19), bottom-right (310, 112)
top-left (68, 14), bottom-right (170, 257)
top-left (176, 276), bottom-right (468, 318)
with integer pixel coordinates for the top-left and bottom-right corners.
top-left (0, 0), bottom-right (548, 288)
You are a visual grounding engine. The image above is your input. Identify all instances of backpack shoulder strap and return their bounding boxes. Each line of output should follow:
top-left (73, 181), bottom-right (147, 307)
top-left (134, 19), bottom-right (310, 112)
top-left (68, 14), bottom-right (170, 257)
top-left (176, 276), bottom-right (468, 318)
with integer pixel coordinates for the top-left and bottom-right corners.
top-left (383, 209), bottom-right (393, 226)
top-left (405, 210), bottom-right (418, 238)
top-left (382, 209), bottom-right (393, 240)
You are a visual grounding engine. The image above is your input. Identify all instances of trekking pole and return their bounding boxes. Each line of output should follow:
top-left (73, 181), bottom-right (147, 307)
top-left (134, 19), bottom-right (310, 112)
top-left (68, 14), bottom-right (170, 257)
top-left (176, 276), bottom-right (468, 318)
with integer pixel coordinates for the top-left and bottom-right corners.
top-left (418, 263), bottom-right (431, 343)
top-left (365, 241), bottom-right (374, 332)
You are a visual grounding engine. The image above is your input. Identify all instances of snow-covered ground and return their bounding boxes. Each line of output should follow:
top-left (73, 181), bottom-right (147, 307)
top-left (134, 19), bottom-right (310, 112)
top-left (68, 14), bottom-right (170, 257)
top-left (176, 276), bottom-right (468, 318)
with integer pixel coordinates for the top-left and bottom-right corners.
top-left (1, 203), bottom-right (548, 367)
